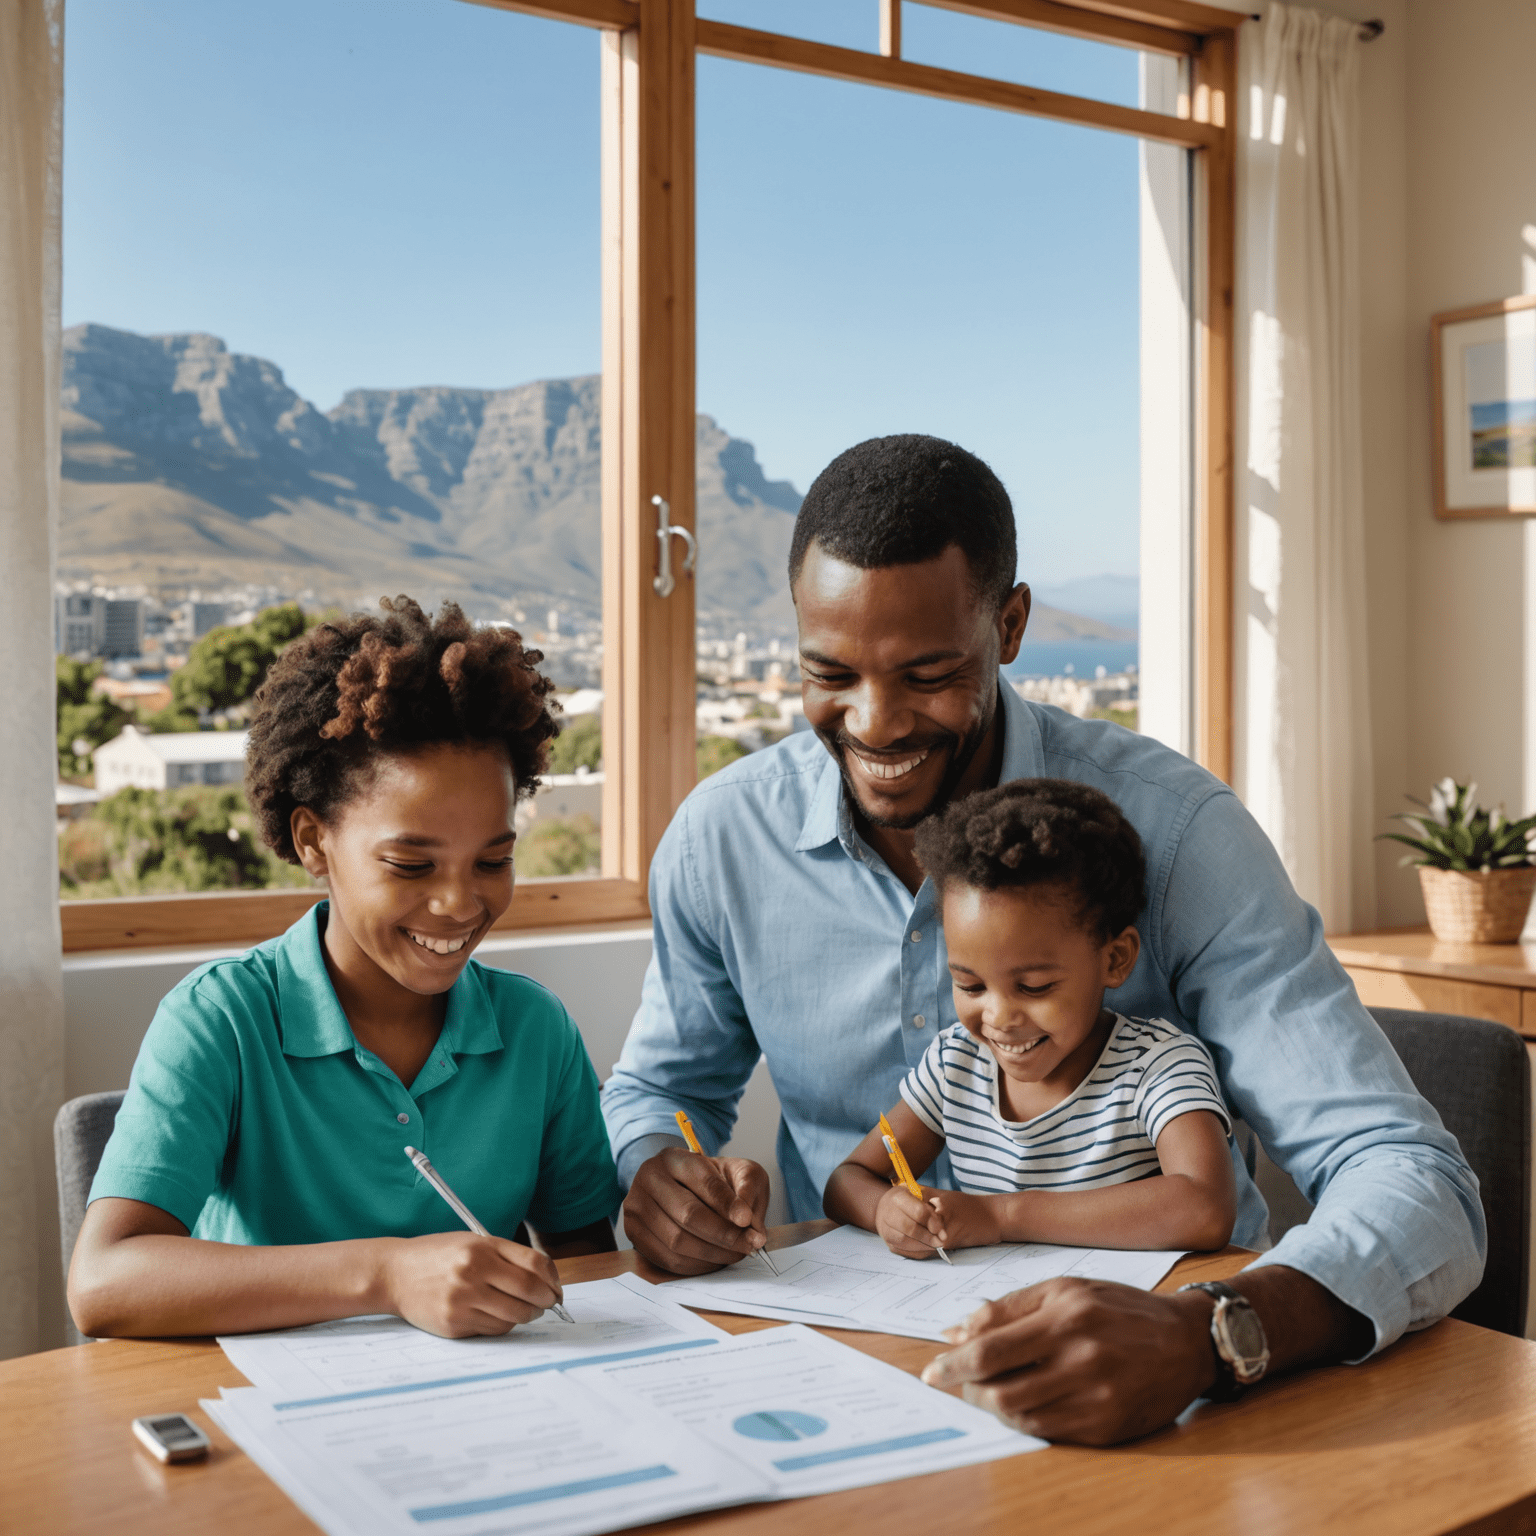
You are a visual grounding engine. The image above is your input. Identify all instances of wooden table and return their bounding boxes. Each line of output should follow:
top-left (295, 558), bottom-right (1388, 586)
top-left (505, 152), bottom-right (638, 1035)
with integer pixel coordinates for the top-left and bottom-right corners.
top-left (8, 1222), bottom-right (1536, 1536)
top-left (1331, 926), bottom-right (1536, 1039)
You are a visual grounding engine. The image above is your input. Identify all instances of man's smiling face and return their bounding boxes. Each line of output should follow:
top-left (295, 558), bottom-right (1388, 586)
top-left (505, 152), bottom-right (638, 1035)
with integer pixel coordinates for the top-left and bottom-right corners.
top-left (794, 542), bottom-right (1029, 830)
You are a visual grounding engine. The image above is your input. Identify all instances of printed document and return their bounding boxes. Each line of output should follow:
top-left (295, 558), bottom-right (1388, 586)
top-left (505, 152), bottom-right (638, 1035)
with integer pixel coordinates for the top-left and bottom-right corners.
top-left (217, 1274), bottom-right (732, 1403)
top-left (205, 1367), bottom-right (766, 1536)
top-left (570, 1322), bottom-right (1041, 1497)
top-left (204, 1322), bottom-right (1041, 1536)
top-left (660, 1224), bottom-right (1186, 1339)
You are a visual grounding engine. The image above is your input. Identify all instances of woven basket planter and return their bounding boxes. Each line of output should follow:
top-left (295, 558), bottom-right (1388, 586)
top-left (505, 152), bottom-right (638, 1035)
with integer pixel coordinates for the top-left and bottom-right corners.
top-left (1418, 866), bottom-right (1536, 944)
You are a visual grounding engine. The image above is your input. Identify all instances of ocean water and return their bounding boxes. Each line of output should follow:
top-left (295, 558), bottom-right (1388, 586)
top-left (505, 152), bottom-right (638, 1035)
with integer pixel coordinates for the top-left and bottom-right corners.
top-left (1470, 398), bottom-right (1536, 429)
top-left (1006, 640), bottom-right (1138, 679)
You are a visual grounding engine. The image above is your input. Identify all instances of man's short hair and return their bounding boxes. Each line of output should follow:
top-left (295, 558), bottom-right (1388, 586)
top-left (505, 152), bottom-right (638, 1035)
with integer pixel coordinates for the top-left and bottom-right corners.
top-left (788, 434), bottom-right (1018, 609)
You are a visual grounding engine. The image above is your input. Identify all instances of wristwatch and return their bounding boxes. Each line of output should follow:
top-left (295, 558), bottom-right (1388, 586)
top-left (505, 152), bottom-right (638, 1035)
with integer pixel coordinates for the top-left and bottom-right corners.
top-left (1178, 1280), bottom-right (1271, 1401)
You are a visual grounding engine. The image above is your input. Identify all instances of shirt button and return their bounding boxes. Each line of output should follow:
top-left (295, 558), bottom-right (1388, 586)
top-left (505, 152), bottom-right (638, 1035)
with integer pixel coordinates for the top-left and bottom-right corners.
top-left (913, 1014), bottom-right (926, 1028)
top-left (396, 1112), bottom-right (410, 1124)
top-left (910, 930), bottom-right (922, 943)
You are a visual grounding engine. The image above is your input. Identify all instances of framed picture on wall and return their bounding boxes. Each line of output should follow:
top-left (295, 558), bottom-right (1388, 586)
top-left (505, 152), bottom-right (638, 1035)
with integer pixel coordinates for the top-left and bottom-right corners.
top-left (1433, 293), bottom-right (1536, 519)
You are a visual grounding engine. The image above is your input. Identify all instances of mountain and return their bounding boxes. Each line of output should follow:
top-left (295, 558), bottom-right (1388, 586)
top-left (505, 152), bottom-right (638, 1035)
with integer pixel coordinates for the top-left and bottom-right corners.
top-left (1031, 574), bottom-right (1138, 637)
top-left (58, 324), bottom-right (803, 631)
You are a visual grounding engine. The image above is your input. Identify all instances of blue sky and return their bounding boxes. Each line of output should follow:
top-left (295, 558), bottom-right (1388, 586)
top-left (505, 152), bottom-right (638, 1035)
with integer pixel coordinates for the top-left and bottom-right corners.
top-left (63, 0), bottom-right (1143, 587)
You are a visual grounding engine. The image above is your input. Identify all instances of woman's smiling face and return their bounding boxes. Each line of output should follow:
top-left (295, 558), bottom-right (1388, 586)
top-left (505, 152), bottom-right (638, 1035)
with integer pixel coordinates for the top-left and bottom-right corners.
top-left (291, 742), bottom-right (518, 996)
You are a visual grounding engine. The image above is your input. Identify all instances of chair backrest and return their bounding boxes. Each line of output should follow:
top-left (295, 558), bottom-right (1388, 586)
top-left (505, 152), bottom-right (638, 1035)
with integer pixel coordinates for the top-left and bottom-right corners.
top-left (1249, 1009), bottom-right (1530, 1337)
top-left (53, 1090), bottom-right (125, 1345)
top-left (1370, 1009), bottom-right (1531, 1337)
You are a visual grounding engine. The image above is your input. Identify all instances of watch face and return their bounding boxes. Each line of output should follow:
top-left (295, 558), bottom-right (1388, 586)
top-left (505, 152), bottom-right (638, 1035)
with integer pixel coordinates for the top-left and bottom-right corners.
top-left (1216, 1300), bottom-right (1269, 1367)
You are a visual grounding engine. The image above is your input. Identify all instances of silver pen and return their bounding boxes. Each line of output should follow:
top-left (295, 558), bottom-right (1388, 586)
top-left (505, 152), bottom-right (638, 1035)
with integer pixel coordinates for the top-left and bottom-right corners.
top-left (404, 1145), bottom-right (575, 1324)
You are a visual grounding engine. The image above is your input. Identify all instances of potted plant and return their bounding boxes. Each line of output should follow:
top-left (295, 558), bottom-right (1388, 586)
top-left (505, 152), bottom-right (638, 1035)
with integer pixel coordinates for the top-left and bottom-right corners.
top-left (1381, 778), bottom-right (1536, 944)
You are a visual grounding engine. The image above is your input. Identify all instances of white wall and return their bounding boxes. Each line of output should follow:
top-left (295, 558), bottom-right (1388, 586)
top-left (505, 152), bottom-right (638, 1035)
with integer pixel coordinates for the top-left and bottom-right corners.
top-left (1401, 1), bottom-right (1536, 850)
top-left (53, 923), bottom-right (788, 1348)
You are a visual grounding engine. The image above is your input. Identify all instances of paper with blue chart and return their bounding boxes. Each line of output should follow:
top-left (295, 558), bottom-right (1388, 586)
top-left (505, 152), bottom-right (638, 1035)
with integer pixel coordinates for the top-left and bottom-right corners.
top-left (203, 1275), bottom-right (1040, 1536)
top-left (659, 1223), bottom-right (1188, 1339)
top-left (575, 1323), bottom-right (1038, 1497)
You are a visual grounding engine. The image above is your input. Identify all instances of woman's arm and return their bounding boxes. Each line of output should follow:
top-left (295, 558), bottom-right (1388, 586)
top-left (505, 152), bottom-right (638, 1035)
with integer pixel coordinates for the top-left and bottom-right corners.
top-left (823, 1101), bottom-right (951, 1258)
top-left (69, 1196), bottom-right (569, 1340)
top-left (927, 1110), bottom-right (1236, 1253)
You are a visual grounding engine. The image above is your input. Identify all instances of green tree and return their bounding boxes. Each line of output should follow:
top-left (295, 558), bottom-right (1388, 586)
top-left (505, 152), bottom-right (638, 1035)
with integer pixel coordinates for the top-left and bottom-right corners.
top-left (58, 785), bottom-right (312, 897)
top-left (56, 656), bottom-right (131, 777)
top-left (697, 733), bottom-right (750, 781)
top-left (160, 602), bottom-right (309, 722)
top-left (547, 714), bottom-right (602, 775)
top-left (515, 813), bottom-right (601, 878)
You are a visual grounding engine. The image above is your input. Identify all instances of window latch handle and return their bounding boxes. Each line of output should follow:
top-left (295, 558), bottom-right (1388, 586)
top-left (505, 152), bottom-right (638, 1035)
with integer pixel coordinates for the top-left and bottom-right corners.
top-left (652, 495), bottom-right (697, 599)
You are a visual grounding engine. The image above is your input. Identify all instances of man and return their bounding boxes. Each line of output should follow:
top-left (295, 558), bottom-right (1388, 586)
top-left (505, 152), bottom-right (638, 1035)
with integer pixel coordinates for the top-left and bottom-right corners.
top-left (602, 434), bottom-right (1484, 1445)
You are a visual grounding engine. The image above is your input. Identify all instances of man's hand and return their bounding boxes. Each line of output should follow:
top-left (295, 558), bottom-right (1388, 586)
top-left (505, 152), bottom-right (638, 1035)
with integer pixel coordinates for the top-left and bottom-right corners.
top-left (379, 1232), bottom-right (566, 1339)
top-left (622, 1146), bottom-right (770, 1275)
top-left (920, 1277), bottom-right (1217, 1445)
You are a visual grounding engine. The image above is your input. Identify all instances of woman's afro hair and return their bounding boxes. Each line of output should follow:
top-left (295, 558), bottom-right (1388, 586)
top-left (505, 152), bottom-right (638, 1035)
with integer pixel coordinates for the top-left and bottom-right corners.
top-left (913, 777), bottom-right (1146, 941)
top-left (245, 596), bottom-right (560, 864)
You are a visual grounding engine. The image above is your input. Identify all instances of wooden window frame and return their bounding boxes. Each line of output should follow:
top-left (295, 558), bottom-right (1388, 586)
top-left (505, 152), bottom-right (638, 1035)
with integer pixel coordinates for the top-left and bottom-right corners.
top-left (60, 0), bottom-right (1236, 954)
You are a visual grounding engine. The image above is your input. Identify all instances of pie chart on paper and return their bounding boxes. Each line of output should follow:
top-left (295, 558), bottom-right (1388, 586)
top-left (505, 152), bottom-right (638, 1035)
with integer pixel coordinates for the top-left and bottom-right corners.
top-left (731, 1410), bottom-right (830, 1443)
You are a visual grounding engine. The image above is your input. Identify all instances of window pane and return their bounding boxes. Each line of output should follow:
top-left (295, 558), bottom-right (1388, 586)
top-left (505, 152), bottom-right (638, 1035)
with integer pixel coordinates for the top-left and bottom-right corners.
top-left (901, 7), bottom-right (1142, 110)
top-left (698, 0), bottom-right (872, 50)
top-left (696, 49), bottom-right (1146, 776)
top-left (59, 0), bottom-right (604, 894)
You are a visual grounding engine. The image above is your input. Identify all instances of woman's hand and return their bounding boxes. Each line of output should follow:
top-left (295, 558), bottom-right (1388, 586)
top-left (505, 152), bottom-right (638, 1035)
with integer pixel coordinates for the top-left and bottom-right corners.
top-left (926, 1190), bottom-right (1003, 1249)
top-left (378, 1232), bottom-right (565, 1337)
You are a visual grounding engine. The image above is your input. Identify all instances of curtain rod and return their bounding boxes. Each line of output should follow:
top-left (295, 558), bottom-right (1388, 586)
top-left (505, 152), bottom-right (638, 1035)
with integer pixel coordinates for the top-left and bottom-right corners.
top-left (1245, 12), bottom-right (1384, 40)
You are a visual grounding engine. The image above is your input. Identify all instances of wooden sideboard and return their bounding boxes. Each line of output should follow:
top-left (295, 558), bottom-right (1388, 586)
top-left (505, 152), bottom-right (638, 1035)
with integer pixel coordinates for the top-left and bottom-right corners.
top-left (1329, 927), bottom-right (1536, 1039)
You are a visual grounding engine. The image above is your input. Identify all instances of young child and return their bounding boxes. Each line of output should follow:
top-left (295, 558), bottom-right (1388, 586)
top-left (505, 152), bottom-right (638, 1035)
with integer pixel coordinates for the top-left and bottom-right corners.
top-left (70, 597), bottom-right (621, 1339)
top-left (824, 778), bottom-right (1235, 1258)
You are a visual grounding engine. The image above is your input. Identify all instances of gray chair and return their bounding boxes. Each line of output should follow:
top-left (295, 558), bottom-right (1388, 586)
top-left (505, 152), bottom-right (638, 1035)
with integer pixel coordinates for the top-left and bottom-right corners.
top-left (1249, 1008), bottom-right (1530, 1338)
top-left (54, 1090), bottom-right (125, 1345)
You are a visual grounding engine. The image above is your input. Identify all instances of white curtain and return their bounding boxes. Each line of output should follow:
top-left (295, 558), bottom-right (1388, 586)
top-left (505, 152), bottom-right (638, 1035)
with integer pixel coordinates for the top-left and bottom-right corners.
top-left (0, 0), bottom-right (66, 1359)
top-left (1236, 2), bottom-right (1375, 933)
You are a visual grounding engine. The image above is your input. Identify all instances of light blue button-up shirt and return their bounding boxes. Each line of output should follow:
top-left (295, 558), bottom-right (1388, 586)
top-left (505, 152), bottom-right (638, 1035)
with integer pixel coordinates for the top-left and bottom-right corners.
top-left (602, 679), bottom-right (1485, 1352)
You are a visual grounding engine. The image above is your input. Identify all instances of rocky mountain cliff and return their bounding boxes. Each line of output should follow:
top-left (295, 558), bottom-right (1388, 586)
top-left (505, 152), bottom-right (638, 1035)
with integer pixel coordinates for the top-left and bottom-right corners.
top-left (59, 323), bottom-right (803, 630)
top-left (58, 323), bottom-right (1132, 645)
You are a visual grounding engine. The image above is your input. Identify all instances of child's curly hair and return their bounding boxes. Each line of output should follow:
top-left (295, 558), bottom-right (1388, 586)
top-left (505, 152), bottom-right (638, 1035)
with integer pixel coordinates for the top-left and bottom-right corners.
top-left (245, 596), bottom-right (560, 864)
top-left (913, 778), bottom-right (1145, 941)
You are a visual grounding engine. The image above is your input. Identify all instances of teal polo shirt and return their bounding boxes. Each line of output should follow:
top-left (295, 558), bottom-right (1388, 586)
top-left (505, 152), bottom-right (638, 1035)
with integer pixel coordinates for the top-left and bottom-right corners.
top-left (90, 903), bottom-right (620, 1246)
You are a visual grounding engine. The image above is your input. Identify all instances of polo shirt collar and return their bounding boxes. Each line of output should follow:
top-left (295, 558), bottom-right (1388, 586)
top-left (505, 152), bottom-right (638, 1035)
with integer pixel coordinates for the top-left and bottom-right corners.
top-left (793, 671), bottom-right (1043, 856)
top-left (274, 902), bottom-right (504, 1060)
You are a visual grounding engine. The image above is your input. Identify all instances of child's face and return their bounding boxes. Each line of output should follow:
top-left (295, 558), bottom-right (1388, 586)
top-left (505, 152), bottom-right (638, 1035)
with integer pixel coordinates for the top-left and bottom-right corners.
top-left (291, 742), bottom-right (518, 996)
top-left (942, 881), bottom-right (1140, 1095)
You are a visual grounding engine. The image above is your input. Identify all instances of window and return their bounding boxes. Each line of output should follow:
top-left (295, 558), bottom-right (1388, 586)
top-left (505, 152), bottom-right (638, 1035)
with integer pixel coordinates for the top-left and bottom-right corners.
top-left (58, 0), bottom-right (1238, 952)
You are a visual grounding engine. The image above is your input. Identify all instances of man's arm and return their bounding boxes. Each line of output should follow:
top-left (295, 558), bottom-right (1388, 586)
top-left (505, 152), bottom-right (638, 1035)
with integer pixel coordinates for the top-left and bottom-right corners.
top-left (920, 785), bottom-right (1484, 1443)
top-left (1160, 789), bottom-right (1485, 1349)
top-left (601, 802), bottom-right (772, 1273)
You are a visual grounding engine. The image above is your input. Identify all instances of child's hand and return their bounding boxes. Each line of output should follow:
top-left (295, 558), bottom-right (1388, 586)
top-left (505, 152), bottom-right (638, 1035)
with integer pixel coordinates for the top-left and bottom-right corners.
top-left (875, 1185), bottom-right (948, 1259)
top-left (379, 1232), bottom-right (565, 1338)
top-left (926, 1190), bottom-right (1003, 1250)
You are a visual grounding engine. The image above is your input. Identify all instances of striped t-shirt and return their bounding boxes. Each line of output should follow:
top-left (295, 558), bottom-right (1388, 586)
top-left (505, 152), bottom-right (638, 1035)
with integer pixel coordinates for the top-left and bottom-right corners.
top-left (899, 1014), bottom-right (1231, 1195)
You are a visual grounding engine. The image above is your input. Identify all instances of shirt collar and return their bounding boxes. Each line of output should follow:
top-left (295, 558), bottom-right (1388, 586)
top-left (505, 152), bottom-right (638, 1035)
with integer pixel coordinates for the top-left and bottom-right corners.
top-left (274, 902), bottom-right (504, 1060)
top-left (793, 671), bottom-right (1042, 856)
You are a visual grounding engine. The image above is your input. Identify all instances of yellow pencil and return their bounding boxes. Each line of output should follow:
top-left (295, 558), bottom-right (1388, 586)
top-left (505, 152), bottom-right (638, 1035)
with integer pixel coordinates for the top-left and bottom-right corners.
top-left (674, 1110), bottom-right (779, 1275)
top-left (879, 1114), bottom-right (952, 1264)
top-left (674, 1108), bottom-right (705, 1154)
